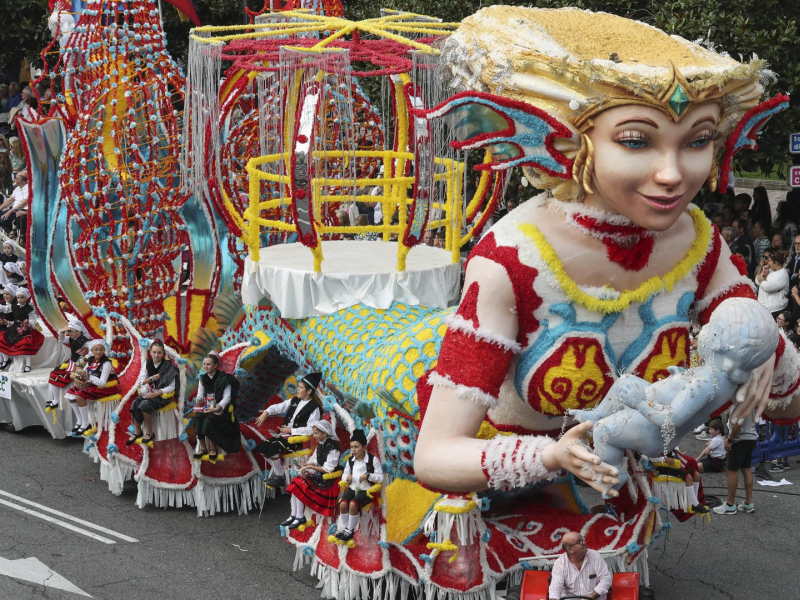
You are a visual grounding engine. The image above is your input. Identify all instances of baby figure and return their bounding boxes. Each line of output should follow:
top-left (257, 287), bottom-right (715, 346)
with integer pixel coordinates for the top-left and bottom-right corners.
top-left (570, 297), bottom-right (777, 491)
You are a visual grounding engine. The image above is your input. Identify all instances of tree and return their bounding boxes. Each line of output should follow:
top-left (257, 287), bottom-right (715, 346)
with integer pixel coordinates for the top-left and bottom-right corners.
top-left (342, 0), bottom-right (800, 181)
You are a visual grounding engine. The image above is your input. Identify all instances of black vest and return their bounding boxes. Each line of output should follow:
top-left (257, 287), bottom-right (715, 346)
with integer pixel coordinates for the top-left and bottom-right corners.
top-left (282, 397), bottom-right (321, 429)
top-left (315, 437), bottom-right (340, 467)
top-left (10, 302), bottom-right (32, 325)
top-left (348, 452), bottom-right (375, 474)
top-left (69, 334), bottom-right (89, 363)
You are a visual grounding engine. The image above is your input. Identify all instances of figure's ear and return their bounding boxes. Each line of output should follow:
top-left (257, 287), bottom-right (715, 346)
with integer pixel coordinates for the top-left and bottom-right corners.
top-left (718, 94), bottom-right (789, 192)
top-left (412, 90), bottom-right (576, 178)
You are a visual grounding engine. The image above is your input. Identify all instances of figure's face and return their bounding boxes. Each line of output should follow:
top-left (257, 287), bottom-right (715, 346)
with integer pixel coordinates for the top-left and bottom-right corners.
top-left (772, 234), bottom-right (783, 249)
top-left (297, 381), bottom-right (310, 399)
top-left (585, 103), bottom-right (720, 232)
top-left (312, 426), bottom-right (327, 444)
top-left (350, 440), bottom-right (366, 459)
top-left (91, 345), bottom-right (105, 359)
top-left (712, 214), bottom-right (724, 229)
top-left (2, 291), bottom-right (13, 303)
top-left (794, 237), bottom-right (800, 254)
top-left (150, 345), bottom-right (164, 362)
top-left (753, 222), bottom-right (764, 238)
top-left (2, 245), bottom-right (12, 255)
top-left (66, 327), bottom-right (80, 338)
top-left (776, 313), bottom-right (789, 329)
top-left (9, 83), bottom-right (19, 95)
top-left (202, 357), bottom-right (216, 373)
top-left (563, 533), bottom-right (587, 561)
top-left (15, 293), bottom-right (27, 304)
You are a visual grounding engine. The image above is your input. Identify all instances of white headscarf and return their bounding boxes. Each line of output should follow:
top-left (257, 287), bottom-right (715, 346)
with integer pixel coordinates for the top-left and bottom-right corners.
top-left (66, 318), bottom-right (88, 336)
top-left (86, 339), bottom-right (107, 352)
top-left (15, 287), bottom-right (30, 301)
top-left (4, 284), bottom-right (18, 298)
top-left (313, 419), bottom-right (338, 440)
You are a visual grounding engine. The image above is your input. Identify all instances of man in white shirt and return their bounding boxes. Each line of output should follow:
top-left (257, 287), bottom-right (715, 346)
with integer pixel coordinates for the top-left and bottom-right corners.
top-left (0, 170), bottom-right (28, 235)
top-left (549, 531), bottom-right (612, 600)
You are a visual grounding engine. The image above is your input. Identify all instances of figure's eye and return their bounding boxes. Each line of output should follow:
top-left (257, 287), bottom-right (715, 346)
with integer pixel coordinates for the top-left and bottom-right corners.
top-left (687, 129), bottom-right (718, 148)
top-left (611, 130), bottom-right (649, 149)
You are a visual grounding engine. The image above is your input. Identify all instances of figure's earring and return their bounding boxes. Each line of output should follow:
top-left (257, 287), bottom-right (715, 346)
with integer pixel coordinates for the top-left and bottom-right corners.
top-left (707, 151), bottom-right (719, 193)
top-left (572, 134), bottom-right (595, 197)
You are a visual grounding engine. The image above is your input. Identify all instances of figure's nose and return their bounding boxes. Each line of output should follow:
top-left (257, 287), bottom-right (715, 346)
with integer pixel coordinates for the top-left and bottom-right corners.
top-left (653, 151), bottom-right (682, 188)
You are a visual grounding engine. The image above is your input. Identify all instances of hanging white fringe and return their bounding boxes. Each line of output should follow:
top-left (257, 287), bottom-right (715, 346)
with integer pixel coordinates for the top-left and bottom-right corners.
top-left (100, 458), bottom-right (136, 495)
top-left (181, 35), bottom-right (223, 200)
top-left (651, 479), bottom-right (689, 511)
top-left (151, 408), bottom-right (181, 440)
top-left (135, 478), bottom-right (196, 509)
top-left (193, 474), bottom-right (264, 517)
top-left (91, 400), bottom-right (118, 436)
top-left (422, 494), bottom-right (484, 546)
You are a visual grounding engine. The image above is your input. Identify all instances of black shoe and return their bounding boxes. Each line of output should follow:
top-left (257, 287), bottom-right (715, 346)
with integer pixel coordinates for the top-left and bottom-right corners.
top-left (337, 529), bottom-right (354, 542)
top-left (71, 424), bottom-right (81, 434)
top-left (335, 528), bottom-right (351, 540)
top-left (280, 516), bottom-right (297, 527)
top-left (0, 361), bottom-right (8, 371)
top-left (126, 434), bottom-right (143, 446)
top-left (288, 517), bottom-right (306, 530)
top-left (265, 475), bottom-right (285, 488)
top-left (23, 366), bottom-right (31, 373)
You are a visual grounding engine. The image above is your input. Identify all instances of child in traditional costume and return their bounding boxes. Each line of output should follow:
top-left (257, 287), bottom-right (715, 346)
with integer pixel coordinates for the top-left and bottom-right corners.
top-left (283, 420), bottom-right (341, 529)
top-left (254, 372), bottom-right (323, 488)
top-left (0, 241), bottom-right (20, 288)
top-left (191, 351), bottom-right (241, 461)
top-left (0, 286), bottom-right (43, 372)
top-left (334, 428), bottom-right (383, 542)
top-left (46, 318), bottom-right (91, 415)
top-left (127, 340), bottom-right (179, 446)
top-left (0, 287), bottom-right (15, 333)
top-left (66, 339), bottom-right (119, 435)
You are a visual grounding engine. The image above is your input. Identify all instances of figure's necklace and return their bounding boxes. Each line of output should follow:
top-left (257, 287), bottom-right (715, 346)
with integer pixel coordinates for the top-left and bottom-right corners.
top-left (552, 201), bottom-right (656, 271)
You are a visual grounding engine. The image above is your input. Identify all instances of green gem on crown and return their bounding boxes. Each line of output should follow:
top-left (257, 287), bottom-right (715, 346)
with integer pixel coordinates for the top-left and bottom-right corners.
top-left (668, 84), bottom-right (691, 116)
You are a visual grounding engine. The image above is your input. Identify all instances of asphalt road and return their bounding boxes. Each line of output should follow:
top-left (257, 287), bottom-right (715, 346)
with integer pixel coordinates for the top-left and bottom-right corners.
top-left (1, 426), bottom-right (796, 600)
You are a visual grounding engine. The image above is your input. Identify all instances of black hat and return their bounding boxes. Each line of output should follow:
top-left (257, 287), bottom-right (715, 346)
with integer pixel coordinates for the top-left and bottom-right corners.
top-left (350, 429), bottom-right (368, 447)
top-left (300, 372), bottom-right (322, 391)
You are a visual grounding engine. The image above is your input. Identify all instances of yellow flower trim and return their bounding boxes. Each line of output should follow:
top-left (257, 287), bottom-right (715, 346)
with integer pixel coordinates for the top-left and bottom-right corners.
top-left (433, 499), bottom-right (478, 514)
top-left (426, 540), bottom-right (460, 564)
top-left (366, 483), bottom-right (383, 498)
top-left (517, 207), bottom-right (711, 314)
top-left (284, 448), bottom-right (312, 459)
top-left (95, 394), bottom-right (123, 403)
top-left (156, 401), bottom-right (178, 413)
top-left (338, 479), bottom-right (349, 490)
top-left (323, 469), bottom-right (343, 480)
top-left (287, 435), bottom-right (312, 444)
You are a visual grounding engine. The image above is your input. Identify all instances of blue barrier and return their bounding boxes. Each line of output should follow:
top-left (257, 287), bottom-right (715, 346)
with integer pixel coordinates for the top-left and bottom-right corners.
top-left (752, 422), bottom-right (800, 464)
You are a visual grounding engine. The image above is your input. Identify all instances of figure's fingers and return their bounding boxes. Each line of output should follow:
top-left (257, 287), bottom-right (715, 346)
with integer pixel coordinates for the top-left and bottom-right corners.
top-left (565, 420), bottom-right (592, 439)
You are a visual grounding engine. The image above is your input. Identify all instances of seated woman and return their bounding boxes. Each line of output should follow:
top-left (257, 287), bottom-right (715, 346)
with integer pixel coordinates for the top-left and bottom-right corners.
top-left (0, 286), bottom-right (44, 372)
top-left (66, 339), bottom-right (119, 435)
top-left (191, 351), bottom-right (240, 461)
top-left (283, 420), bottom-right (341, 530)
top-left (254, 372), bottom-right (323, 488)
top-left (46, 318), bottom-right (91, 412)
top-left (334, 428), bottom-right (383, 543)
top-left (128, 340), bottom-right (178, 446)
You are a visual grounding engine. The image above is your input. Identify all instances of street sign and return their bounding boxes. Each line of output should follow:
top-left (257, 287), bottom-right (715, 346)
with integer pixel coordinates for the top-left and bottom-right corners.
top-left (792, 133), bottom-right (800, 154)
top-left (791, 165), bottom-right (800, 188)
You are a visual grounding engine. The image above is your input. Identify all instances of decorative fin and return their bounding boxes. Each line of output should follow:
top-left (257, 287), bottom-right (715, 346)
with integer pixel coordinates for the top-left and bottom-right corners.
top-left (718, 94), bottom-right (789, 192)
top-left (415, 90), bottom-right (576, 177)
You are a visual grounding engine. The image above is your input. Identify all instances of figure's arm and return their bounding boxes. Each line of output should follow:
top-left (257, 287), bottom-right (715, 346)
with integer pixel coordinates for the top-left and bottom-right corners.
top-left (696, 442), bottom-right (711, 460)
top-left (321, 449), bottom-right (341, 473)
top-left (265, 398), bottom-right (290, 416)
top-left (548, 558), bottom-right (566, 600)
top-left (757, 270), bottom-right (788, 293)
top-left (593, 553), bottom-right (613, 598)
top-left (415, 257), bottom-right (618, 494)
top-left (217, 384), bottom-right (232, 409)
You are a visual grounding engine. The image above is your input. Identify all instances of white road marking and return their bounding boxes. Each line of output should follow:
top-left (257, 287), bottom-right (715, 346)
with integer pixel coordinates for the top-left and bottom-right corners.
top-left (0, 489), bottom-right (138, 543)
top-left (0, 556), bottom-right (92, 597)
top-left (0, 499), bottom-right (117, 544)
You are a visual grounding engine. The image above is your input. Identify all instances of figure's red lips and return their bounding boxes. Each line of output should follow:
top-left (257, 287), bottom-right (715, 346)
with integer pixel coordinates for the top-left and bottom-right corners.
top-left (641, 194), bottom-right (683, 210)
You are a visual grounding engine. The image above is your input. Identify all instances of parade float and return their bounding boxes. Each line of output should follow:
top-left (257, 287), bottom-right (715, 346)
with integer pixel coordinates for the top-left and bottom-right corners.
top-left (4, 1), bottom-right (799, 599)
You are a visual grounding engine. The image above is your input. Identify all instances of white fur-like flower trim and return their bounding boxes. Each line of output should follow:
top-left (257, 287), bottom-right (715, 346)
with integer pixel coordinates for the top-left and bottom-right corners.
top-left (692, 275), bottom-right (755, 316)
top-left (481, 435), bottom-right (560, 491)
top-left (428, 371), bottom-right (499, 409)
top-left (446, 314), bottom-right (522, 353)
top-left (772, 331), bottom-right (800, 398)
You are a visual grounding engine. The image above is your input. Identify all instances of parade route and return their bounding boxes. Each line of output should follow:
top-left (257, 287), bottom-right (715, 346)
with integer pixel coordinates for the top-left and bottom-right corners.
top-left (0, 424), bottom-right (796, 599)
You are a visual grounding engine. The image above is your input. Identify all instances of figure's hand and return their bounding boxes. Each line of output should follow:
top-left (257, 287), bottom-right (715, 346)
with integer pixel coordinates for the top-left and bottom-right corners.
top-left (733, 356), bottom-right (774, 422)
top-left (541, 422), bottom-right (620, 497)
top-left (255, 412), bottom-right (267, 426)
top-left (279, 425), bottom-right (292, 435)
top-left (346, 475), bottom-right (352, 483)
top-left (359, 474), bottom-right (368, 483)
top-left (152, 374), bottom-right (160, 381)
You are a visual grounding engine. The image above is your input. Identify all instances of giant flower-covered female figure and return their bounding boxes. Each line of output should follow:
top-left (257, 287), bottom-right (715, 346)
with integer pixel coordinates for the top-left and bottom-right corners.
top-left (413, 4), bottom-right (797, 555)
